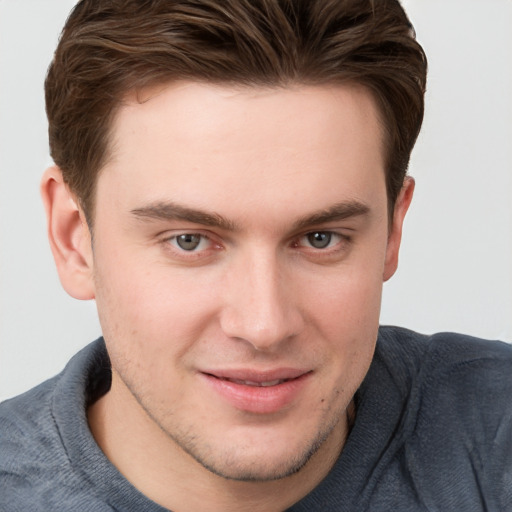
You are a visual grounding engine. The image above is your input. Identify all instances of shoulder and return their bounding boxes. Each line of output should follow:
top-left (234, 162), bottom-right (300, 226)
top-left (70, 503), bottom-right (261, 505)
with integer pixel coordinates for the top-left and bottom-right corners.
top-left (377, 326), bottom-right (511, 384)
top-left (0, 338), bottom-right (108, 445)
top-left (378, 325), bottom-right (512, 359)
top-left (378, 326), bottom-right (512, 439)
top-left (0, 375), bottom-right (72, 509)
top-left (415, 330), bottom-right (512, 448)
top-left (0, 374), bottom-right (64, 474)
top-left (379, 327), bottom-right (512, 510)
top-left (405, 329), bottom-right (512, 411)
top-left (0, 339), bottom-right (112, 511)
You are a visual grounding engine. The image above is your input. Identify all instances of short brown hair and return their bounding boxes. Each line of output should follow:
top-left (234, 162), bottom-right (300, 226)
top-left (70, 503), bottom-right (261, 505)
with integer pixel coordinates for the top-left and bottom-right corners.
top-left (45, 0), bottom-right (427, 221)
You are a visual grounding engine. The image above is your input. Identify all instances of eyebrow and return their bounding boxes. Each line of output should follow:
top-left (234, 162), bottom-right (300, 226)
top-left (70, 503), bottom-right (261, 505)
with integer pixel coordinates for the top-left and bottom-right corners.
top-left (130, 199), bottom-right (370, 232)
top-left (291, 201), bottom-right (370, 231)
top-left (131, 202), bottom-right (238, 231)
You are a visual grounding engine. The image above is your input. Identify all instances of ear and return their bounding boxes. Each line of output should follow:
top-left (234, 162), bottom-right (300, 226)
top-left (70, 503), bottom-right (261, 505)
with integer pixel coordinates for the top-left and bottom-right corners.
top-left (383, 177), bottom-right (415, 282)
top-left (40, 166), bottom-right (95, 300)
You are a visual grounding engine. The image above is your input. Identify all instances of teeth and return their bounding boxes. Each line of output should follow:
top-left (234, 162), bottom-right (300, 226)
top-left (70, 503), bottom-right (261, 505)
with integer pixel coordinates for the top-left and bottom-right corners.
top-left (259, 380), bottom-right (283, 387)
top-left (227, 378), bottom-right (285, 387)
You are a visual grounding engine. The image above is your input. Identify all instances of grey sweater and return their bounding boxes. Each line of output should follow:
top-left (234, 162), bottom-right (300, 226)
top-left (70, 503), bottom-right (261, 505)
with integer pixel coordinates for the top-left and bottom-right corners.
top-left (1, 327), bottom-right (511, 511)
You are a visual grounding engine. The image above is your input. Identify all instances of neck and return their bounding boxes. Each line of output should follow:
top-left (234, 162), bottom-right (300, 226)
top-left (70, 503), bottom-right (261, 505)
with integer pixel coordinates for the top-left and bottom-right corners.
top-left (88, 373), bottom-right (352, 512)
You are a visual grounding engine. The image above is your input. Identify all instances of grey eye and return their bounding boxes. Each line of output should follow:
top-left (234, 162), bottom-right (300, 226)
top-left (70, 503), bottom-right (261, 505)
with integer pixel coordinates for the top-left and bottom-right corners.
top-left (176, 234), bottom-right (202, 251)
top-left (307, 232), bottom-right (332, 249)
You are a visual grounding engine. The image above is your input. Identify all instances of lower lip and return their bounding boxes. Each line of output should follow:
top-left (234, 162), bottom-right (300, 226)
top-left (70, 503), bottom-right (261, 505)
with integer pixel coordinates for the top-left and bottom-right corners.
top-left (201, 373), bottom-right (311, 414)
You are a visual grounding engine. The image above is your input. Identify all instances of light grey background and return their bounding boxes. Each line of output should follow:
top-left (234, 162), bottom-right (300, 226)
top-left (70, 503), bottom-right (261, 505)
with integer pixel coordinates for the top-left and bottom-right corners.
top-left (1, 0), bottom-right (511, 401)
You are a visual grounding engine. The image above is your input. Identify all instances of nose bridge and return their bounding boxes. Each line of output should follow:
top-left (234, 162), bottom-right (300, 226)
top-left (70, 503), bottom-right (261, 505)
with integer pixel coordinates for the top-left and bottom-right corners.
top-left (220, 248), bottom-right (303, 350)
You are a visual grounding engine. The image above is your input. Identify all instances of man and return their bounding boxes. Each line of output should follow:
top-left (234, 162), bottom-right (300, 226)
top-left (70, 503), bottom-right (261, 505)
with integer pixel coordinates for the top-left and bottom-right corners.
top-left (0, 0), bottom-right (510, 511)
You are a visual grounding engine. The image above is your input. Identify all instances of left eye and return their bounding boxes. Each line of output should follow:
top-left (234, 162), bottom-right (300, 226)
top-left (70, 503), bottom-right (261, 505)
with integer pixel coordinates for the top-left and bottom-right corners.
top-left (170, 233), bottom-right (210, 251)
top-left (302, 231), bottom-right (341, 249)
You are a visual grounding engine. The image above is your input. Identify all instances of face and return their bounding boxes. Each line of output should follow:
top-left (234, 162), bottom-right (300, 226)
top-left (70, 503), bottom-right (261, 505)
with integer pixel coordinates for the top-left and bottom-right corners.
top-left (84, 82), bottom-right (408, 482)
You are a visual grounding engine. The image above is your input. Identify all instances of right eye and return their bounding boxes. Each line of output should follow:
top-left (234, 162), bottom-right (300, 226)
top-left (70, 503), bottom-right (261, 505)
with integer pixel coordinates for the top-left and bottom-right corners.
top-left (304, 231), bottom-right (336, 249)
top-left (168, 233), bottom-right (211, 252)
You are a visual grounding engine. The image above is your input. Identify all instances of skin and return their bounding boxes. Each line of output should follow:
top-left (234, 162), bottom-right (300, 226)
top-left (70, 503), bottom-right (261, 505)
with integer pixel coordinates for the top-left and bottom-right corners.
top-left (41, 82), bottom-right (414, 512)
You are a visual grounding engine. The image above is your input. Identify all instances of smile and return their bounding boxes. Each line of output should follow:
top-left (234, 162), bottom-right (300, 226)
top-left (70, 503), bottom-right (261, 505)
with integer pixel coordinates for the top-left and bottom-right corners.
top-left (200, 369), bottom-right (312, 414)
top-left (219, 377), bottom-right (288, 387)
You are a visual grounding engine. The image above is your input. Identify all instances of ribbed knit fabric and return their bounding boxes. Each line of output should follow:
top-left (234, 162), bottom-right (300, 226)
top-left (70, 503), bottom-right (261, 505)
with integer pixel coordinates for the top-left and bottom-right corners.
top-left (1, 327), bottom-right (511, 511)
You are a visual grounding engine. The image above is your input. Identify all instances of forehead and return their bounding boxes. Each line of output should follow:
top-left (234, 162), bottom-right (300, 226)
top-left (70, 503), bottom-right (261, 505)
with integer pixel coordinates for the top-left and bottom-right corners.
top-left (98, 82), bottom-right (387, 227)
top-left (115, 81), bottom-right (384, 155)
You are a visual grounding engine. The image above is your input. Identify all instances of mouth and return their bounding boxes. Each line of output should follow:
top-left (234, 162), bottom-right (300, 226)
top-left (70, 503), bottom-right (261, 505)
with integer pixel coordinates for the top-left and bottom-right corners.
top-left (208, 376), bottom-right (292, 387)
top-left (200, 369), bottom-right (312, 414)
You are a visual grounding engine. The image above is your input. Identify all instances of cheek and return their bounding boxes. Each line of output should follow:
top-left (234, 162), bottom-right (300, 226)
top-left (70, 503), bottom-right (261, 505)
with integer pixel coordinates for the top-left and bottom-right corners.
top-left (93, 261), bottom-right (209, 400)
top-left (303, 260), bottom-right (384, 389)
top-left (93, 252), bottom-right (220, 355)
top-left (307, 264), bottom-right (384, 334)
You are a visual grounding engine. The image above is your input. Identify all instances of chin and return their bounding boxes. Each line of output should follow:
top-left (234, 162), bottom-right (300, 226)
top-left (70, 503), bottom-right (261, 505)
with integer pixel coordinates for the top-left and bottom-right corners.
top-left (190, 448), bottom-right (314, 482)
top-left (170, 414), bottom-right (342, 483)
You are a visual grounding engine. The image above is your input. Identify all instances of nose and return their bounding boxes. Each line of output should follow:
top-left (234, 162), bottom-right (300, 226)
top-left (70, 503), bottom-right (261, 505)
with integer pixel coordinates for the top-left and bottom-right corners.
top-left (219, 251), bottom-right (305, 351)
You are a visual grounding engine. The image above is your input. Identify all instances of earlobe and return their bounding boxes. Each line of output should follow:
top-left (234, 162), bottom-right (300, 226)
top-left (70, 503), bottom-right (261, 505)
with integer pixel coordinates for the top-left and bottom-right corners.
top-left (40, 166), bottom-right (95, 300)
top-left (383, 177), bottom-right (415, 282)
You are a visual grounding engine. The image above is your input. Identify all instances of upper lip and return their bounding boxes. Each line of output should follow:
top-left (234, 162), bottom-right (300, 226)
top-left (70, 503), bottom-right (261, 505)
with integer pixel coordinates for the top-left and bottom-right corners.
top-left (201, 368), bottom-right (311, 383)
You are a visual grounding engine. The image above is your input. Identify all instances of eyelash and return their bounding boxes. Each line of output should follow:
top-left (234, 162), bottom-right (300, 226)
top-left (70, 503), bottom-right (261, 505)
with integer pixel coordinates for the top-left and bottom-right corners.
top-left (168, 233), bottom-right (212, 252)
top-left (161, 232), bottom-right (221, 261)
top-left (161, 230), bottom-right (351, 259)
top-left (294, 232), bottom-right (349, 251)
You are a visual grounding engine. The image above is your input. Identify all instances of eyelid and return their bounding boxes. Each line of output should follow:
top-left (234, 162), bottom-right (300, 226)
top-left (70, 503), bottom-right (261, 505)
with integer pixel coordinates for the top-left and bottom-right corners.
top-left (159, 228), bottom-right (214, 242)
top-left (292, 229), bottom-right (353, 255)
top-left (160, 230), bottom-right (223, 258)
top-left (295, 227), bottom-right (350, 241)
top-left (301, 231), bottom-right (341, 245)
top-left (168, 233), bottom-right (211, 252)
